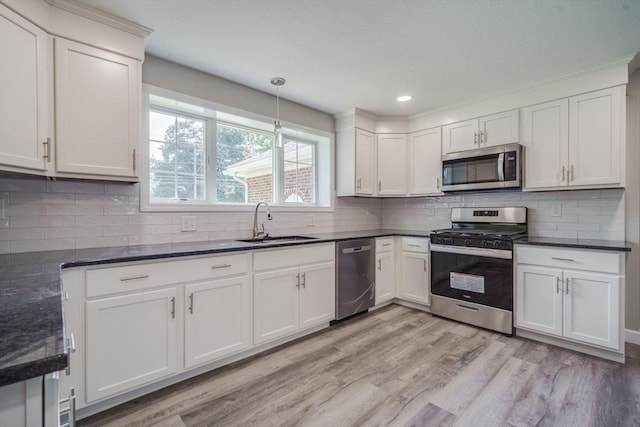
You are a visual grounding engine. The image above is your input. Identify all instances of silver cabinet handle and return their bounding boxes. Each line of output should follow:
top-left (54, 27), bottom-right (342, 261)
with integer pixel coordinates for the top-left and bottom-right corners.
top-left (480, 130), bottom-right (485, 144)
top-left (211, 264), bottom-right (232, 269)
top-left (296, 274), bottom-right (300, 288)
top-left (377, 259), bottom-right (382, 271)
top-left (556, 276), bottom-right (562, 293)
top-left (170, 297), bottom-right (176, 319)
top-left (378, 180), bottom-right (382, 192)
top-left (301, 272), bottom-right (306, 288)
top-left (383, 243), bottom-right (391, 247)
top-left (42, 137), bottom-right (51, 162)
top-left (408, 243), bottom-right (420, 247)
top-left (436, 177), bottom-right (440, 189)
top-left (565, 278), bottom-right (570, 294)
top-left (473, 131), bottom-right (478, 144)
top-left (570, 164), bottom-right (575, 181)
top-left (423, 259), bottom-right (427, 272)
top-left (551, 257), bottom-right (575, 262)
top-left (132, 149), bottom-right (137, 173)
top-left (188, 293), bottom-right (194, 314)
top-left (120, 274), bottom-right (149, 282)
top-left (65, 333), bottom-right (76, 376)
top-left (357, 178), bottom-right (361, 190)
top-left (562, 166), bottom-right (566, 182)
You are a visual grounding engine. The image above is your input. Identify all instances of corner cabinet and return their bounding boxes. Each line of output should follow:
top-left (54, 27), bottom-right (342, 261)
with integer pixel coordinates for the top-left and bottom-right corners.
top-left (521, 86), bottom-right (625, 191)
top-left (253, 243), bottom-right (335, 345)
top-left (515, 245), bottom-right (624, 356)
top-left (376, 134), bottom-right (407, 195)
top-left (442, 110), bottom-right (519, 154)
top-left (0, 4), bottom-right (52, 174)
top-left (54, 38), bottom-right (140, 179)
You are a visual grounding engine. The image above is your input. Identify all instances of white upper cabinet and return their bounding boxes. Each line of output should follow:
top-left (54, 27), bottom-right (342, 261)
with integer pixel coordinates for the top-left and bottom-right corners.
top-left (522, 86), bottom-right (625, 191)
top-left (0, 5), bottom-right (52, 174)
top-left (54, 38), bottom-right (140, 179)
top-left (568, 87), bottom-right (624, 187)
top-left (442, 110), bottom-right (519, 154)
top-left (521, 99), bottom-right (569, 189)
top-left (0, 2), bottom-right (146, 181)
top-left (355, 129), bottom-right (376, 195)
top-left (376, 134), bottom-right (407, 196)
top-left (408, 127), bottom-right (442, 196)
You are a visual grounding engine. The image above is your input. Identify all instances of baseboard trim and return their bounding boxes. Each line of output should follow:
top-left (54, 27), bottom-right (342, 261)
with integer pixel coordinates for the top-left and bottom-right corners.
top-left (625, 328), bottom-right (640, 345)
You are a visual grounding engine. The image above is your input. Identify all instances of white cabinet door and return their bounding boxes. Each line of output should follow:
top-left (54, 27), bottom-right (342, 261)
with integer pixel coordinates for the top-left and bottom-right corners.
top-left (376, 134), bottom-right (407, 195)
top-left (515, 265), bottom-right (563, 337)
top-left (375, 252), bottom-right (395, 304)
top-left (568, 86), bottom-right (624, 187)
top-left (478, 110), bottom-right (519, 148)
top-left (563, 271), bottom-right (621, 350)
top-left (400, 252), bottom-right (429, 305)
top-left (355, 129), bottom-right (375, 195)
top-left (299, 262), bottom-right (335, 329)
top-left (184, 276), bottom-right (251, 369)
top-left (0, 5), bottom-right (51, 173)
top-left (253, 267), bottom-right (299, 344)
top-left (85, 288), bottom-right (177, 402)
top-left (54, 38), bottom-right (140, 178)
top-left (442, 118), bottom-right (477, 154)
top-left (521, 99), bottom-right (569, 190)
top-left (408, 128), bottom-right (442, 195)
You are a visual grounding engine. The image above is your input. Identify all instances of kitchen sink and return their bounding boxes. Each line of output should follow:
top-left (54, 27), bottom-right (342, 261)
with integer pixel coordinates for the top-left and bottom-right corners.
top-left (236, 235), bottom-right (318, 244)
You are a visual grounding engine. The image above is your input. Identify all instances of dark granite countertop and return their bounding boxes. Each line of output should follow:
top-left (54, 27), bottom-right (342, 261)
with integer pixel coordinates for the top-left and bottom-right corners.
top-left (0, 229), bottom-right (428, 387)
top-left (515, 236), bottom-right (631, 252)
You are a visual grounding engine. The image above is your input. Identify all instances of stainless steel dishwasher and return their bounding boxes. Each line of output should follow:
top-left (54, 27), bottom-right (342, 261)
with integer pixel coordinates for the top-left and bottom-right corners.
top-left (335, 238), bottom-right (375, 320)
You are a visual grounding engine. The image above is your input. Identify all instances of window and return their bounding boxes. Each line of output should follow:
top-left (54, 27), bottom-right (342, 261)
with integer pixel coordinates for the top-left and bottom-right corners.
top-left (143, 88), bottom-right (332, 211)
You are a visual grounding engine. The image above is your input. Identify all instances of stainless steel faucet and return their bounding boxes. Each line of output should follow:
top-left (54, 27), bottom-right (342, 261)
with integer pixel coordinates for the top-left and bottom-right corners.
top-left (252, 201), bottom-right (272, 239)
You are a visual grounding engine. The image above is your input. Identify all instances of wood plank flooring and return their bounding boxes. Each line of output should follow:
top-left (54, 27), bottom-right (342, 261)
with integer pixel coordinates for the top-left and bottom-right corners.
top-left (78, 305), bottom-right (640, 427)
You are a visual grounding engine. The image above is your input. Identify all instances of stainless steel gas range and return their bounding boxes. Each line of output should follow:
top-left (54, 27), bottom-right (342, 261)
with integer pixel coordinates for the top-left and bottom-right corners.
top-left (429, 207), bottom-right (527, 335)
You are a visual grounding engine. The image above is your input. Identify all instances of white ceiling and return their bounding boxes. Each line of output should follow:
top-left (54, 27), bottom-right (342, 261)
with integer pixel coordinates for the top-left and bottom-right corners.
top-left (77, 0), bottom-right (640, 117)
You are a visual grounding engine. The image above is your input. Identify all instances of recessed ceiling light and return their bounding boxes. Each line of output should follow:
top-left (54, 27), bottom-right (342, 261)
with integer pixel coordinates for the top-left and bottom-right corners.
top-left (397, 95), bottom-right (413, 102)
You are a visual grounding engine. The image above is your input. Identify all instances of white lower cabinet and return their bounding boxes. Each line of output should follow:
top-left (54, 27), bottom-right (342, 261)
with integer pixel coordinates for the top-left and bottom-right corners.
top-left (253, 245), bottom-right (335, 345)
top-left (515, 246), bottom-right (624, 352)
top-left (85, 288), bottom-right (178, 402)
top-left (375, 237), bottom-right (395, 304)
top-left (397, 238), bottom-right (430, 305)
top-left (184, 276), bottom-right (251, 369)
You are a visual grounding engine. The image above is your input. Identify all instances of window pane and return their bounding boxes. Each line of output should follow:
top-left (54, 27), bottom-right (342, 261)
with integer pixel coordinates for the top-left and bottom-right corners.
top-left (149, 110), bottom-right (206, 201)
top-left (283, 141), bottom-right (315, 204)
top-left (218, 124), bottom-right (273, 203)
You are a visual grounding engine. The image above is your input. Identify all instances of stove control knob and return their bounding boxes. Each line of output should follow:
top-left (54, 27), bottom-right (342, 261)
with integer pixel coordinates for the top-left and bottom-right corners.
top-left (493, 241), bottom-right (501, 248)
top-left (464, 239), bottom-right (472, 246)
top-left (482, 240), bottom-right (491, 248)
top-left (444, 238), bottom-right (453, 245)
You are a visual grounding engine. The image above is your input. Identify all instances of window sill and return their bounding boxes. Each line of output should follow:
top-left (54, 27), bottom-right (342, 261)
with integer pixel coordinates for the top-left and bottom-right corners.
top-left (140, 201), bottom-right (334, 213)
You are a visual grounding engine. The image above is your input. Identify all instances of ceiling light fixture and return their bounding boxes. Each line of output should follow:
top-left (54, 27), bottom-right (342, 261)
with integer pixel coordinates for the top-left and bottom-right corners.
top-left (397, 95), bottom-right (413, 102)
top-left (271, 77), bottom-right (286, 147)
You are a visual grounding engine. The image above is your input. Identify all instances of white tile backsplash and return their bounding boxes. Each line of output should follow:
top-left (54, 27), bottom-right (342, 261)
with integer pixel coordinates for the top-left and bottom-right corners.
top-left (0, 176), bottom-right (625, 254)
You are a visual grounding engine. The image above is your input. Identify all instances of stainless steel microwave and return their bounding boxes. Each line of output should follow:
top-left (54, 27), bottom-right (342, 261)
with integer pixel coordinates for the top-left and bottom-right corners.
top-left (441, 143), bottom-right (522, 192)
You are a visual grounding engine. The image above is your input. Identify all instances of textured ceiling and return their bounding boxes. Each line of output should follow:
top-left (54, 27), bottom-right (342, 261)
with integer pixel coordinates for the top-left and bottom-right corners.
top-left (77, 0), bottom-right (640, 117)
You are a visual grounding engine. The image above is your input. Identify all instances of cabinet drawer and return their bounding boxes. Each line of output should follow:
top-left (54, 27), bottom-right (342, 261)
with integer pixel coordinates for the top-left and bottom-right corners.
top-left (253, 243), bottom-right (334, 271)
top-left (376, 237), bottom-right (394, 253)
top-left (401, 237), bottom-right (429, 253)
top-left (516, 246), bottom-right (623, 274)
top-left (86, 253), bottom-right (250, 298)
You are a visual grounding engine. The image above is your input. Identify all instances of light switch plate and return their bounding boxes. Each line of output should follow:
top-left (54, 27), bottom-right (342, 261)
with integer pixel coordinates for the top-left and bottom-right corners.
top-left (181, 216), bottom-right (197, 232)
top-left (551, 205), bottom-right (562, 217)
top-left (306, 215), bottom-right (315, 227)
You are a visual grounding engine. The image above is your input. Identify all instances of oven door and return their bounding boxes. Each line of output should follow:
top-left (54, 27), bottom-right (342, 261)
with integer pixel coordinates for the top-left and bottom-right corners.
top-left (430, 244), bottom-right (513, 311)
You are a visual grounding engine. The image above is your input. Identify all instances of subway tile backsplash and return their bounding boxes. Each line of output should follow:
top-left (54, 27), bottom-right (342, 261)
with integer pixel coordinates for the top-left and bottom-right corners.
top-left (0, 175), bottom-right (625, 254)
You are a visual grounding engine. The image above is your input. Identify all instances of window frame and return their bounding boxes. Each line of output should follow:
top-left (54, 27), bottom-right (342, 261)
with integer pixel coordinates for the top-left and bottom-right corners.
top-left (140, 84), bottom-right (335, 213)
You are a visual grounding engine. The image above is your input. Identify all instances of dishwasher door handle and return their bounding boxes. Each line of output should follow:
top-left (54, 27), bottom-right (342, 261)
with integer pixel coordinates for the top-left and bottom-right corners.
top-left (342, 245), bottom-right (372, 254)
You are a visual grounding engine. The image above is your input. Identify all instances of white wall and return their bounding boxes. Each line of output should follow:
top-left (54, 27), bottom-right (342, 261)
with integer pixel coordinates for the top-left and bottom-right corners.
top-left (382, 189), bottom-right (625, 240)
top-left (626, 69), bottom-right (640, 331)
top-left (0, 177), bottom-right (382, 253)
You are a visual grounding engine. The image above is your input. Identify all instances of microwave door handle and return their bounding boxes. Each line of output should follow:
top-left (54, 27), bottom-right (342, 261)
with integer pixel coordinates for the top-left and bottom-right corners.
top-left (497, 153), bottom-right (505, 181)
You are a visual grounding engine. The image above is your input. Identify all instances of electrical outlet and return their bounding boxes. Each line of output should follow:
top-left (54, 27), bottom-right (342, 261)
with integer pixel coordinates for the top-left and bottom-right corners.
top-left (0, 199), bottom-right (4, 220)
top-left (551, 204), bottom-right (562, 217)
top-left (181, 216), bottom-right (197, 232)
top-left (306, 215), bottom-right (315, 227)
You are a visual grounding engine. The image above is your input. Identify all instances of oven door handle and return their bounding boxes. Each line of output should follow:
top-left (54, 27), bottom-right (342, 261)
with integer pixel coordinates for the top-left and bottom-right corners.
top-left (430, 244), bottom-right (512, 260)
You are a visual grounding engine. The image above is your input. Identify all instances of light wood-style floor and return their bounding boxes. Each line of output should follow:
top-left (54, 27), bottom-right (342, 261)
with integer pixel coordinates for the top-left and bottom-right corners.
top-left (79, 305), bottom-right (640, 427)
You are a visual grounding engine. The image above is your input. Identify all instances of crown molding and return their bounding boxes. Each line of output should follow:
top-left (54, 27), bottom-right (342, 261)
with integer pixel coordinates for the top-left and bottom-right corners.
top-left (46, 0), bottom-right (153, 37)
top-left (629, 52), bottom-right (640, 77)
